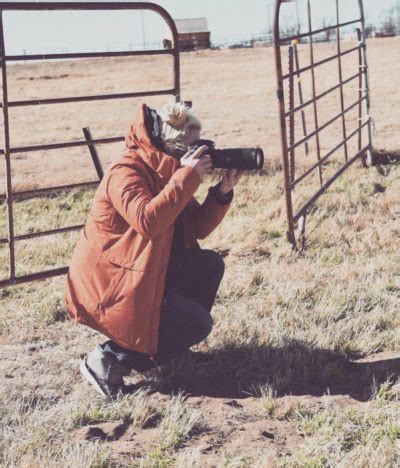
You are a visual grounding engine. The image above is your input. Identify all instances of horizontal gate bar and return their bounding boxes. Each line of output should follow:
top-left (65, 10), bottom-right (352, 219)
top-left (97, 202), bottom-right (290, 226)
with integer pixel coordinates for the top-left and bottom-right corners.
top-left (279, 18), bottom-right (361, 44)
top-left (0, 181), bottom-right (98, 203)
top-left (293, 144), bottom-right (370, 223)
top-left (282, 45), bottom-right (362, 80)
top-left (0, 224), bottom-right (83, 244)
top-left (0, 135), bottom-right (124, 155)
top-left (288, 96), bottom-right (366, 153)
top-left (5, 49), bottom-right (172, 62)
top-left (0, 266), bottom-right (69, 288)
top-left (291, 120), bottom-right (369, 188)
top-left (0, 180), bottom-right (99, 203)
top-left (0, 88), bottom-right (175, 108)
top-left (0, 2), bottom-right (178, 10)
top-left (285, 71), bottom-right (363, 117)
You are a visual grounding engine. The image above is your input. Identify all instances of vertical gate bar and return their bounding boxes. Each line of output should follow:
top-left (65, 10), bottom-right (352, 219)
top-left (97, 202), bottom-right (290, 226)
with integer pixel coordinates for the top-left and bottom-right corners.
top-left (357, 0), bottom-right (373, 165)
top-left (307, 0), bottom-right (323, 187)
top-left (273, 0), bottom-right (296, 246)
top-left (288, 45), bottom-right (296, 184)
top-left (0, 11), bottom-right (15, 281)
top-left (83, 127), bottom-right (104, 180)
top-left (173, 50), bottom-right (180, 101)
top-left (335, 0), bottom-right (349, 163)
top-left (356, 28), bottom-right (367, 167)
top-left (171, 17), bottom-right (180, 101)
top-left (293, 41), bottom-right (310, 156)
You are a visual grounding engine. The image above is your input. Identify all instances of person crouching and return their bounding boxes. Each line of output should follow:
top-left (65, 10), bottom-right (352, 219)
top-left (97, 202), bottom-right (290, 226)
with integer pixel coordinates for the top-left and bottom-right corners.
top-left (65, 100), bottom-right (243, 398)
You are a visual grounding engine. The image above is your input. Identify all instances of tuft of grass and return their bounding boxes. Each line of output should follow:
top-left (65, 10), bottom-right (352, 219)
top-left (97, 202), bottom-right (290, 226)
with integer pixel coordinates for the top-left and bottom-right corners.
top-left (280, 403), bottom-right (400, 466)
top-left (370, 377), bottom-right (400, 406)
top-left (158, 393), bottom-right (206, 452)
top-left (12, 441), bottom-right (116, 468)
top-left (71, 388), bottom-right (162, 429)
top-left (139, 449), bottom-right (176, 467)
top-left (257, 384), bottom-right (278, 418)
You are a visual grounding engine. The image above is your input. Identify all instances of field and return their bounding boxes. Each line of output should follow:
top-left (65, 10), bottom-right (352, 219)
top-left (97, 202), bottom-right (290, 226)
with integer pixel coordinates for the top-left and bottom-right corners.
top-left (0, 38), bottom-right (399, 466)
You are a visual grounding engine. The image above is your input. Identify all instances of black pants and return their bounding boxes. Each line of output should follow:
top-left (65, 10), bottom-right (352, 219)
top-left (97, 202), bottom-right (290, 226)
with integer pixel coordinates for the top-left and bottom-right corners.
top-left (100, 248), bottom-right (225, 373)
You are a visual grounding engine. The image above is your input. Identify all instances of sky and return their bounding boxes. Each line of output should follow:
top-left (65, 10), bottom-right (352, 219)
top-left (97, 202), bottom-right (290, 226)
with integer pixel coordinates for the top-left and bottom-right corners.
top-left (3, 0), bottom-right (399, 54)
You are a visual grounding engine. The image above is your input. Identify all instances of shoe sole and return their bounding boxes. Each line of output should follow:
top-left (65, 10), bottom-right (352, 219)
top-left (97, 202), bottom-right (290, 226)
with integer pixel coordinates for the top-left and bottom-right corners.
top-left (79, 358), bottom-right (109, 399)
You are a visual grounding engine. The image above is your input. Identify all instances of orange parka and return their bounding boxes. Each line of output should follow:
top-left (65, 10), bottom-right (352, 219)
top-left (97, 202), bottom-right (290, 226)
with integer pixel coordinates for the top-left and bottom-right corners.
top-left (65, 103), bottom-right (232, 355)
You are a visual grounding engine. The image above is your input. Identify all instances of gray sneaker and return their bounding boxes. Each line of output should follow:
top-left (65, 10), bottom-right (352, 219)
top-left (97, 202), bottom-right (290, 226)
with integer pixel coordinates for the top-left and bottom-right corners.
top-left (80, 357), bottom-right (126, 399)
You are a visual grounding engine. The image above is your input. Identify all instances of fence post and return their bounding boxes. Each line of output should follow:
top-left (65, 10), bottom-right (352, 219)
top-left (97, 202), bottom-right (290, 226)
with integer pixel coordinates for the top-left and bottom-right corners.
top-left (0, 12), bottom-right (16, 282)
top-left (358, 0), bottom-right (374, 165)
top-left (273, 1), bottom-right (296, 246)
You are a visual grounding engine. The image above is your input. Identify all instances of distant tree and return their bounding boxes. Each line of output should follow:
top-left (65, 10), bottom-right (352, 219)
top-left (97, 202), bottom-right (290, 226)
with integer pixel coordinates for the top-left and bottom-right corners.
top-left (280, 13), bottom-right (301, 39)
top-left (364, 24), bottom-right (376, 39)
top-left (281, 22), bottom-right (298, 38)
top-left (320, 18), bottom-right (335, 42)
top-left (380, 8), bottom-right (397, 36)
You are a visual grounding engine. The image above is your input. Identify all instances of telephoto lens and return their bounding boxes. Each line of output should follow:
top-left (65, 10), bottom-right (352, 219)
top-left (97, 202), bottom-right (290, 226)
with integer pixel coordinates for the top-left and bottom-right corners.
top-left (192, 139), bottom-right (264, 171)
top-left (212, 148), bottom-right (264, 170)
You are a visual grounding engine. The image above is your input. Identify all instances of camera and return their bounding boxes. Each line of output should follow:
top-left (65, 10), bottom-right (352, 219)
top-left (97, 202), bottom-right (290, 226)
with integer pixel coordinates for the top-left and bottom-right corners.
top-left (191, 139), bottom-right (264, 171)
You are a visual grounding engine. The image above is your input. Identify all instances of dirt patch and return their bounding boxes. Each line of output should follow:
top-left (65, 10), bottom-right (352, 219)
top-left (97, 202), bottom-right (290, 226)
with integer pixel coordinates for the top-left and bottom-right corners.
top-left (64, 350), bottom-right (400, 464)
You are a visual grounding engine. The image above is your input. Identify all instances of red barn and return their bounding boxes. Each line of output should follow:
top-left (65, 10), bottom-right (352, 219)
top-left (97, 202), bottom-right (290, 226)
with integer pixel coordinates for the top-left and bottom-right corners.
top-left (164, 18), bottom-right (211, 51)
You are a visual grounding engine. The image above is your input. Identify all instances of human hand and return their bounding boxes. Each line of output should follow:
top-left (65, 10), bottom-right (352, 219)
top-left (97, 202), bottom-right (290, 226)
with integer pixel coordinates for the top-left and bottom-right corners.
top-left (219, 169), bottom-right (244, 194)
top-left (180, 145), bottom-right (213, 182)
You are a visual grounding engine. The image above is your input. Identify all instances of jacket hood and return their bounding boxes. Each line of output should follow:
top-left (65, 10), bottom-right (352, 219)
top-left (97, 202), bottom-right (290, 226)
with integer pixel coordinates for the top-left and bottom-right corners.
top-left (125, 102), bottom-right (179, 181)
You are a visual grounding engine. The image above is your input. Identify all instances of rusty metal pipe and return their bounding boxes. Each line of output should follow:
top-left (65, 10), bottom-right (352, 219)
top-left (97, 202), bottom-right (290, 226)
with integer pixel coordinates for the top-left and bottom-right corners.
top-left (0, 181), bottom-right (99, 203)
top-left (273, 0), bottom-right (296, 246)
top-left (83, 128), bottom-right (104, 180)
top-left (273, 0), bottom-right (371, 246)
top-left (282, 45), bottom-right (362, 80)
top-left (293, 144), bottom-right (370, 223)
top-left (356, 28), bottom-right (366, 167)
top-left (288, 45), bottom-right (296, 184)
top-left (357, 0), bottom-right (374, 165)
top-left (0, 1), bottom-right (171, 11)
top-left (307, 0), bottom-right (323, 187)
top-left (6, 49), bottom-right (172, 61)
top-left (1, 88), bottom-right (175, 108)
top-left (288, 96), bottom-right (367, 153)
top-left (291, 121), bottom-right (369, 188)
top-left (0, 224), bottom-right (84, 245)
top-left (0, 12), bottom-right (15, 281)
top-left (336, 0), bottom-right (349, 163)
top-left (279, 18), bottom-right (361, 44)
top-left (0, 267), bottom-right (69, 289)
top-left (285, 71), bottom-right (363, 118)
top-left (0, 136), bottom-right (124, 155)
top-left (293, 42), bottom-right (309, 156)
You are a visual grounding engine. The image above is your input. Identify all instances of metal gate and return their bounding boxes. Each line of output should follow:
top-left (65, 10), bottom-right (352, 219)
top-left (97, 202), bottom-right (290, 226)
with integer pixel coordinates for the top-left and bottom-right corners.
top-left (273, 0), bottom-right (373, 247)
top-left (0, 2), bottom-right (180, 288)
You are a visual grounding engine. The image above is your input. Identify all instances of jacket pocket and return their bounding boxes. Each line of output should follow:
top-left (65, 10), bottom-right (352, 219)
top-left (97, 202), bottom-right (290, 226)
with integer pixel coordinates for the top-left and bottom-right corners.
top-left (96, 263), bottom-right (127, 312)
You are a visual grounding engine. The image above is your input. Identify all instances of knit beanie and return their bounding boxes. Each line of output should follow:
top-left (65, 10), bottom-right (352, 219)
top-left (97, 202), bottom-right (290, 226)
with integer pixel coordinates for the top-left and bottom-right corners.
top-left (158, 100), bottom-right (202, 156)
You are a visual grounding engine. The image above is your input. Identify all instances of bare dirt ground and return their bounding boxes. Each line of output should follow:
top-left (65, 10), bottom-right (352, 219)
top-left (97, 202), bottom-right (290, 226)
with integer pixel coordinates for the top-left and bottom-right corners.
top-left (0, 39), bottom-right (399, 466)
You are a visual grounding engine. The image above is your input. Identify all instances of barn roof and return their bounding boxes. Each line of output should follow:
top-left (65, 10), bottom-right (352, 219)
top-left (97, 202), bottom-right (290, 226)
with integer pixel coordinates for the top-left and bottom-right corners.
top-left (174, 18), bottom-right (209, 33)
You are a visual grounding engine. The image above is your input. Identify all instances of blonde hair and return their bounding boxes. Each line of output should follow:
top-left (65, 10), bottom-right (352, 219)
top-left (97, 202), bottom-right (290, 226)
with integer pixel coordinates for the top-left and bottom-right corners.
top-left (159, 100), bottom-right (201, 153)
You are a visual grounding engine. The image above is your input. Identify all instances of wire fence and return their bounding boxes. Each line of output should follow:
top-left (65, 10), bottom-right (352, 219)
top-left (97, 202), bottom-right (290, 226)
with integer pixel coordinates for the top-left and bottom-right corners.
top-left (8, 25), bottom-right (399, 61)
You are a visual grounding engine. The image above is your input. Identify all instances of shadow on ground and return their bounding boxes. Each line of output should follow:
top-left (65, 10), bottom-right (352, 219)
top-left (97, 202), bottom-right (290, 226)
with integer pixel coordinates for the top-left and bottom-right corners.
top-left (132, 341), bottom-right (400, 402)
top-left (372, 149), bottom-right (400, 166)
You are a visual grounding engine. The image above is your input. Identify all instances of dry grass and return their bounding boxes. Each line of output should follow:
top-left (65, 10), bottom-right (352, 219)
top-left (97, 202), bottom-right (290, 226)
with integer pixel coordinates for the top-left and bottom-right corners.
top-left (0, 38), bottom-right (399, 466)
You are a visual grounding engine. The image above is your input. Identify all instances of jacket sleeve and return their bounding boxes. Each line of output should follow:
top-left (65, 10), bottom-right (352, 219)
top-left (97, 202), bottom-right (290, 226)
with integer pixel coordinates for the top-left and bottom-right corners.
top-left (186, 182), bottom-right (233, 240)
top-left (106, 163), bottom-right (201, 239)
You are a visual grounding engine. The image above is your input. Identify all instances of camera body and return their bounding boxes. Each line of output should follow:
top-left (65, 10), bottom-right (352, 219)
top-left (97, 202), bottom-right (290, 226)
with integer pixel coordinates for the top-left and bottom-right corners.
top-left (191, 139), bottom-right (264, 171)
